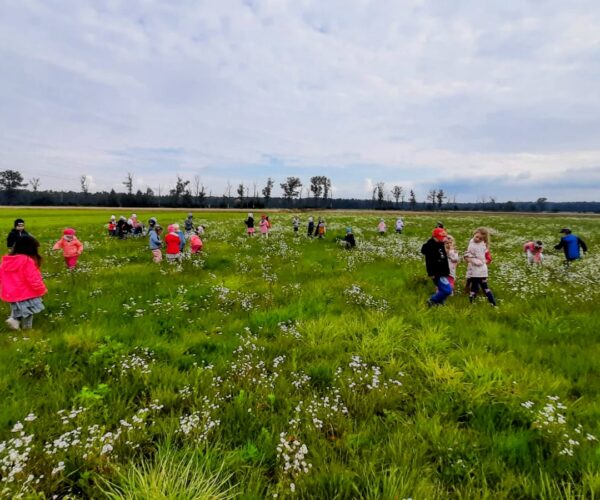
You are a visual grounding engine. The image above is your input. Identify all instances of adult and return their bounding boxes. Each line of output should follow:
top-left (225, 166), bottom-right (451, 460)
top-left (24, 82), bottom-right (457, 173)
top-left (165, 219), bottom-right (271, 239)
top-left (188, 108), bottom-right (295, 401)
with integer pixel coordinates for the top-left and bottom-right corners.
top-left (554, 228), bottom-right (587, 262)
top-left (421, 227), bottom-right (452, 306)
top-left (7, 219), bottom-right (29, 249)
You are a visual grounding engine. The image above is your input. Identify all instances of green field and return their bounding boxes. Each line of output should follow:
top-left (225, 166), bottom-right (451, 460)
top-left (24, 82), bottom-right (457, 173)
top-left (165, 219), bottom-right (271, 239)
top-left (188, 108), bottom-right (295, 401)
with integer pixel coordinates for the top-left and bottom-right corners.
top-left (0, 208), bottom-right (599, 499)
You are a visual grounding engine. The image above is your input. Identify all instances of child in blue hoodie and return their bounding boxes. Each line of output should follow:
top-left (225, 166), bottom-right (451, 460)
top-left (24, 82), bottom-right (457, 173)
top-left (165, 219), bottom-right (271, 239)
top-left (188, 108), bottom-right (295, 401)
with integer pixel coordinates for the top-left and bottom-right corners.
top-left (554, 228), bottom-right (587, 262)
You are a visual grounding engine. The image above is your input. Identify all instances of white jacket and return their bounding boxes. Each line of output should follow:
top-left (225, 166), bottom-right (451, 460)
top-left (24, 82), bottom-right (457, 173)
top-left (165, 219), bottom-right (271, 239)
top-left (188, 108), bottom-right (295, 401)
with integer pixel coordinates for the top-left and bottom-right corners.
top-left (465, 239), bottom-right (488, 278)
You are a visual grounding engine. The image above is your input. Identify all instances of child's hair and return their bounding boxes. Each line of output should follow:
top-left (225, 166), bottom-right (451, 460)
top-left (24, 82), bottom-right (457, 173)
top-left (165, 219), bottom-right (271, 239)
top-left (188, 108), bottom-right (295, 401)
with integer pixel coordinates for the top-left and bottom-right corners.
top-left (14, 218), bottom-right (25, 228)
top-left (474, 227), bottom-right (490, 246)
top-left (12, 235), bottom-right (42, 267)
top-left (445, 235), bottom-right (456, 249)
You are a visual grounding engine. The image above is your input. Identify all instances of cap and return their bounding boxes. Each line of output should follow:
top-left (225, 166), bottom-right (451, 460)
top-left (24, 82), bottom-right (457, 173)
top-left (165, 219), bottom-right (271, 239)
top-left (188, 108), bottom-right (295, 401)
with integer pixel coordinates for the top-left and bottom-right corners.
top-left (432, 227), bottom-right (447, 242)
top-left (63, 228), bottom-right (75, 235)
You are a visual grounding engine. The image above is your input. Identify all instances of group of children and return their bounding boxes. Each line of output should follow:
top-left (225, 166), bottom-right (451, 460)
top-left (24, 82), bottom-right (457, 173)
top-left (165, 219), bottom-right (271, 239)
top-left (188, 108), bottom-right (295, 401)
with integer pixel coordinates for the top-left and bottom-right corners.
top-left (148, 214), bottom-right (205, 263)
top-left (107, 214), bottom-right (145, 238)
top-left (244, 213), bottom-right (273, 237)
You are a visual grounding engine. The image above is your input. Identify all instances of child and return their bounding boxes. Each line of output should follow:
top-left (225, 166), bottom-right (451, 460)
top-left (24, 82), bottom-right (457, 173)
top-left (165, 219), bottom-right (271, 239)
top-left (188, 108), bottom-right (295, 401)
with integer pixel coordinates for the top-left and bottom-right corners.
top-left (53, 228), bottom-right (84, 269)
top-left (184, 213), bottom-right (194, 233)
top-left (259, 215), bottom-right (269, 237)
top-left (292, 216), bottom-right (300, 235)
top-left (343, 227), bottom-right (356, 248)
top-left (0, 235), bottom-right (47, 330)
top-left (197, 225), bottom-right (205, 236)
top-left (464, 227), bottom-right (496, 306)
top-left (316, 218), bottom-right (326, 238)
top-left (107, 216), bottom-right (117, 237)
top-left (421, 227), bottom-right (452, 306)
top-left (174, 223), bottom-right (186, 253)
top-left (554, 228), bottom-right (587, 262)
top-left (245, 213), bottom-right (255, 236)
top-left (378, 219), bottom-right (386, 235)
top-left (523, 240), bottom-right (544, 264)
top-left (190, 227), bottom-right (203, 254)
top-left (7, 219), bottom-right (30, 249)
top-left (149, 224), bottom-right (163, 263)
top-left (445, 235), bottom-right (460, 292)
top-left (307, 217), bottom-right (315, 237)
top-left (395, 217), bottom-right (404, 234)
top-left (165, 225), bottom-right (182, 262)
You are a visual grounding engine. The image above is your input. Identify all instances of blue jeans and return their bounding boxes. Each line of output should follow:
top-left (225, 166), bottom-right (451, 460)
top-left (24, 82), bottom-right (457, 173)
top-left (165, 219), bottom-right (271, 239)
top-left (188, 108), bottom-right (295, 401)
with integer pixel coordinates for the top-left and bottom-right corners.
top-left (430, 276), bottom-right (452, 305)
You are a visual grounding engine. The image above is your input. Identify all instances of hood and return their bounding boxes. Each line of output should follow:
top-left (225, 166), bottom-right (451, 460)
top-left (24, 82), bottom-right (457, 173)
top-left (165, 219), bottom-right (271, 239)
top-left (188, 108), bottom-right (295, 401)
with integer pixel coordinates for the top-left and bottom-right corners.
top-left (1, 254), bottom-right (35, 272)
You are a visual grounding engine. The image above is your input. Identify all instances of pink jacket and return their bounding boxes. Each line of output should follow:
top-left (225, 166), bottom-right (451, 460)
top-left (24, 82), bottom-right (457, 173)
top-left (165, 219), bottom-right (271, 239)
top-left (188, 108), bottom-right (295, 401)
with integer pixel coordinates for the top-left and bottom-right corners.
top-left (0, 255), bottom-right (47, 302)
top-left (190, 234), bottom-right (203, 249)
top-left (53, 237), bottom-right (84, 258)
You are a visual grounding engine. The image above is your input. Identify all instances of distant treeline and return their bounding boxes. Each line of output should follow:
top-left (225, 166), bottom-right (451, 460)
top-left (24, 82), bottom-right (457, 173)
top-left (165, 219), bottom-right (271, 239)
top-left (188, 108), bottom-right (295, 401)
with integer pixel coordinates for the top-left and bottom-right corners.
top-left (1, 189), bottom-right (599, 213)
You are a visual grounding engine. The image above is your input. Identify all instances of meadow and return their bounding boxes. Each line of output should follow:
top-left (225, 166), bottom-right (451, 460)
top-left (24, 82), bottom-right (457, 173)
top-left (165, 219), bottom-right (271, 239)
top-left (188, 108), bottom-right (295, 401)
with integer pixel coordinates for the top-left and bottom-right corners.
top-left (0, 208), bottom-right (599, 499)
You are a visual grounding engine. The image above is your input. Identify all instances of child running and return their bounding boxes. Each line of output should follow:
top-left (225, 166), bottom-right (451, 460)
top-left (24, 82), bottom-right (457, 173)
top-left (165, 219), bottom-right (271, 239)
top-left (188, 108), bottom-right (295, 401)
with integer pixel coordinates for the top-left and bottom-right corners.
top-left (464, 227), bottom-right (497, 306)
top-left (165, 225), bottom-right (182, 262)
top-left (523, 240), bottom-right (544, 264)
top-left (421, 227), bottom-right (452, 306)
top-left (149, 224), bottom-right (163, 263)
top-left (0, 235), bottom-right (47, 330)
top-left (53, 228), bottom-right (84, 269)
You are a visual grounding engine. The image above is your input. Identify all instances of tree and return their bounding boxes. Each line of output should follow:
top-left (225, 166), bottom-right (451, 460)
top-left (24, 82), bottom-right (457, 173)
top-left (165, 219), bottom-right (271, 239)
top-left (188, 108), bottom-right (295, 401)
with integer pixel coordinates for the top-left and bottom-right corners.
top-left (536, 197), bottom-right (548, 212)
top-left (262, 178), bottom-right (274, 206)
top-left (322, 177), bottom-right (332, 201)
top-left (29, 177), bottom-right (41, 192)
top-left (237, 183), bottom-right (245, 206)
top-left (375, 182), bottom-right (385, 206)
top-left (280, 177), bottom-right (303, 204)
top-left (170, 176), bottom-right (190, 205)
top-left (309, 176), bottom-right (323, 200)
top-left (391, 185), bottom-right (403, 207)
top-left (426, 189), bottom-right (437, 210)
top-left (122, 173), bottom-right (134, 195)
top-left (193, 175), bottom-right (206, 207)
top-left (409, 190), bottom-right (417, 210)
top-left (436, 189), bottom-right (445, 210)
top-left (80, 175), bottom-right (90, 194)
top-left (0, 170), bottom-right (27, 191)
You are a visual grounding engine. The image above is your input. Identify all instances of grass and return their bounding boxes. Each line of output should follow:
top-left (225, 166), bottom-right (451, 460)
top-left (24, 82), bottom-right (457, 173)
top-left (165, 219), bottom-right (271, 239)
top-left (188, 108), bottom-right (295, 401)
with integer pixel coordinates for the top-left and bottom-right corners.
top-left (0, 208), bottom-right (598, 498)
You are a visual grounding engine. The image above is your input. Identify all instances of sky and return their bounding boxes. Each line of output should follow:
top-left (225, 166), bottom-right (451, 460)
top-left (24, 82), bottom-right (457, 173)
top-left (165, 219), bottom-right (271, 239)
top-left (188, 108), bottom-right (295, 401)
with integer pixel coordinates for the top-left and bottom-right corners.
top-left (1, 0), bottom-right (600, 202)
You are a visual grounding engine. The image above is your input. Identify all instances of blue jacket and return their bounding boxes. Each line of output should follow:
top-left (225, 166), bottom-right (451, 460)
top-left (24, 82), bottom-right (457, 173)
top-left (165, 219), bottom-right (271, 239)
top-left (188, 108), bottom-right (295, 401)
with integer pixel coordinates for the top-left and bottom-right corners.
top-left (149, 230), bottom-right (161, 250)
top-left (177, 230), bottom-right (186, 252)
top-left (555, 234), bottom-right (587, 260)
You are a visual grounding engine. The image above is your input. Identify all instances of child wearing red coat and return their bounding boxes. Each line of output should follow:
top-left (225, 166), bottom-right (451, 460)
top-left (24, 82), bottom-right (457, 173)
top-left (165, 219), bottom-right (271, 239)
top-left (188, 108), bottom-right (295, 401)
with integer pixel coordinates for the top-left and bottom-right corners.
top-left (53, 228), bottom-right (84, 269)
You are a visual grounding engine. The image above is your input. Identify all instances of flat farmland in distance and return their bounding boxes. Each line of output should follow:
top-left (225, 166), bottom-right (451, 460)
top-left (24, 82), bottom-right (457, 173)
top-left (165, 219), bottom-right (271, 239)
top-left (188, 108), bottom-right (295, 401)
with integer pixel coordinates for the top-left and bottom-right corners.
top-left (0, 208), bottom-right (599, 498)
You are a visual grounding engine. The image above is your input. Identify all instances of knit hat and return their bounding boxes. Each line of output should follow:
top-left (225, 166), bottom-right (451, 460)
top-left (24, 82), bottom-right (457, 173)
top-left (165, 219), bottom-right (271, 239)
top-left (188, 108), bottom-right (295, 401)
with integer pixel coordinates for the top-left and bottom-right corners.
top-left (63, 228), bottom-right (75, 236)
top-left (432, 227), bottom-right (447, 242)
top-left (167, 224), bottom-right (175, 233)
top-left (14, 219), bottom-right (24, 227)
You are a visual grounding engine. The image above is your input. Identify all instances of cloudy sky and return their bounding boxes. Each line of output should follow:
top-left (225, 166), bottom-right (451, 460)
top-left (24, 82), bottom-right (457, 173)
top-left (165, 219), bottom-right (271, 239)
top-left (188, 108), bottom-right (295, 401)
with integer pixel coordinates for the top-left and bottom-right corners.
top-left (1, 0), bottom-right (599, 201)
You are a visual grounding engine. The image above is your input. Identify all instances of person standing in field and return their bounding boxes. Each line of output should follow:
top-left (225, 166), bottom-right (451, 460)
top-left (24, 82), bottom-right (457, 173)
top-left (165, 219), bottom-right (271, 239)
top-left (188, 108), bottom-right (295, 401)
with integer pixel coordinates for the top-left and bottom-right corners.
top-left (259, 215), bottom-right (270, 237)
top-left (292, 216), bottom-right (300, 236)
top-left (554, 228), bottom-right (587, 262)
top-left (7, 219), bottom-right (30, 249)
top-left (395, 217), bottom-right (404, 234)
top-left (52, 228), bottom-right (84, 269)
top-left (316, 218), bottom-right (326, 238)
top-left (184, 213), bottom-right (194, 234)
top-left (421, 227), bottom-right (452, 306)
top-left (148, 224), bottom-right (163, 263)
top-left (0, 235), bottom-right (47, 330)
top-left (378, 219), bottom-right (386, 235)
top-left (445, 235), bottom-right (460, 292)
top-left (165, 224), bottom-right (182, 262)
top-left (464, 227), bottom-right (496, 306)
top-left (107, 215), bottom-right (117, 237)
top-left (307, 216), bottom-right (315, 237)
top-left (523, 240), bottom-right (544, 264)
top-left (173, 223), bottom-right (186, 253)
top-left (245, 213), bottom-right (255, 236)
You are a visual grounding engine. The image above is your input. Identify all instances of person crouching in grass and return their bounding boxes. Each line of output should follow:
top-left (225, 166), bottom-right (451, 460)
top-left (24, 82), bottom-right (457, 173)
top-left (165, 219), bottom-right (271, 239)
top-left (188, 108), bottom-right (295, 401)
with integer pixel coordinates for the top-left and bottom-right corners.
top-left (52, 228), bottom-right (84, 269)
top-left (165, 225), bottom-right (182, 262)
top-left (190, 227), bottom-right (203, 254)
top-left (421, 227), bottom-right (452, 307)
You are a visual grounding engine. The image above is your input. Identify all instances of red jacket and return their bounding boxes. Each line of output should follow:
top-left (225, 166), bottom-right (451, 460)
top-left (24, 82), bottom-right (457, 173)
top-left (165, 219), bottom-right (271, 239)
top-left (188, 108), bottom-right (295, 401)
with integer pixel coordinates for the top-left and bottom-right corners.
top-left (53, 237), bottom-right (84, 258)
top-left (165, 233), bottom-right (181, 254)
top-left (0, 255), bottom-right (47, 303)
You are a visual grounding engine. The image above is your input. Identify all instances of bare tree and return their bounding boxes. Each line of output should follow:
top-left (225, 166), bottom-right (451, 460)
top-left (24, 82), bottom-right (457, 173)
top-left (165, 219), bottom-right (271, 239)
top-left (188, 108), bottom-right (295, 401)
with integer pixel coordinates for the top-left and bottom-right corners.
top-left (409, 189), bottom-right (417, 210)
top-left (80, 175), bottom-right (90, 194)
top-left (29, 177), bottom-right (41, 192)
top-left (436, 189), bottom-right (445, 210)
top-left (123, 172), bottom-right (134, 195)
top-left (262, 177), bottom-right (274, 207)
top-left (375, 182), bottom-right (385, 206)
top-left (237, 182), bottom-right (245, 206)
top-left (426, 189), bottom-right (437, 210)
top-left (391, 185), bottom-right (403, 208)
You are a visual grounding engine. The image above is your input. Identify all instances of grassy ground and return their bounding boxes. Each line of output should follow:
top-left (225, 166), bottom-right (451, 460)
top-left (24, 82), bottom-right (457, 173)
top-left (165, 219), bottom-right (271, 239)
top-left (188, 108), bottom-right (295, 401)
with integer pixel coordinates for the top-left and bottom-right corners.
top-left (0, 208), bottom-right (599, 499)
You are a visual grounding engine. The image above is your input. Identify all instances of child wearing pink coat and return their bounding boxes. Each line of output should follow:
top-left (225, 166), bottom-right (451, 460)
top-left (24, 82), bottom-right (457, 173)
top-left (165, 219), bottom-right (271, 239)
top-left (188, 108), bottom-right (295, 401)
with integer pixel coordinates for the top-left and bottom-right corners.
top-left (190, 228), bottom-right (203, 254)
top-left (0, 235), bottom-right (47, 330)
top-left (53, 228), bottom-right (84, 269)
top-left (523, 240), bottom-right (543, 264)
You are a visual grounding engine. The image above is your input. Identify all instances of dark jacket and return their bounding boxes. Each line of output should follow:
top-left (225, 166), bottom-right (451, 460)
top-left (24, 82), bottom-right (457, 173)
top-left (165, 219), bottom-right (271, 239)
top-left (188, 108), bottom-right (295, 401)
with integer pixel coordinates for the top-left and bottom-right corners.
top-left (554, 234), bottom-right (587, 261)
top-left (421, 238), bottom-right (450, 277)
top-left (7, 229), bottom-right (29, 249)
top-left (245, 217), bottom-right (254, 228)
top-left (344, 233), bottom-right (356, 248)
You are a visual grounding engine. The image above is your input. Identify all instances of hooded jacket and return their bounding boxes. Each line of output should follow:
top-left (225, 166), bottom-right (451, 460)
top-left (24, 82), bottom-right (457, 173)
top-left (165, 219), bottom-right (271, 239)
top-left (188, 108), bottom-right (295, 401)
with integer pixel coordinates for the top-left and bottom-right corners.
top-left (53, 237), bottom-right (84, 258)
top-left (0, 255), bottom-right (47, 302)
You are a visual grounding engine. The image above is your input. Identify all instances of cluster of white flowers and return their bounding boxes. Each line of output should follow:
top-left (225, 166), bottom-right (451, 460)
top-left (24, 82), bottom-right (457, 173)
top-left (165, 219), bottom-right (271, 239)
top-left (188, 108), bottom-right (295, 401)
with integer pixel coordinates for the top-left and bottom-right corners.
top-left (0, 424), bottom-right (35, 484)
top-left (276, 432), bottom-right (312, 494)
top-left (290, 389), bottom-right (349, 431)
top-left (108, 347), bottom-right (155, 376)
top-left (230, 332), bottom-right (281, 390)
top-left (343, 284), bottom-right (389, 312)
top-left (178, 396), bottom-right (221, 442)
top-left (339, 356), bottom-right (404, 393)
top-left (278, 321), bottom-right (302, 340)
top-left (290, 371), bottom-right (311, 390)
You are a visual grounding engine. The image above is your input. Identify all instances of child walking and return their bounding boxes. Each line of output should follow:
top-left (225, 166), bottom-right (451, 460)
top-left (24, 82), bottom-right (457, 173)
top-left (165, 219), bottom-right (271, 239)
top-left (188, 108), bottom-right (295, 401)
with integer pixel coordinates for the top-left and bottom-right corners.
top-left (149, 224), bottom-right (163, 263)
top-left (245, 213), bottom-right (255, 236)
top-left (316, 218), bottom-right (326, 238)
top-left (395, 217), bottom-right (404, 234)
top-left (165, 225), bottom-right (182, 262)
top-left (378, 219), bottom-right (386, 235)
top-left (259, 215), bottom-right (270, 237)
top-left (307, 217), bottom-right (315, 237)
top-left (53, 228), bottom-right (84, 269)
top-left (464, 227), bottom-right (496, 306)
top-left (0, 235), bottom-right (47, 330)
top-left (523, 240), bottom-right (544, 264)
top-left (292, 216), bottom-right (300, 236)
top-left (445, 235), bottom-right (460, 292)
top-left (421, 227), bottom-right (452, 306)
